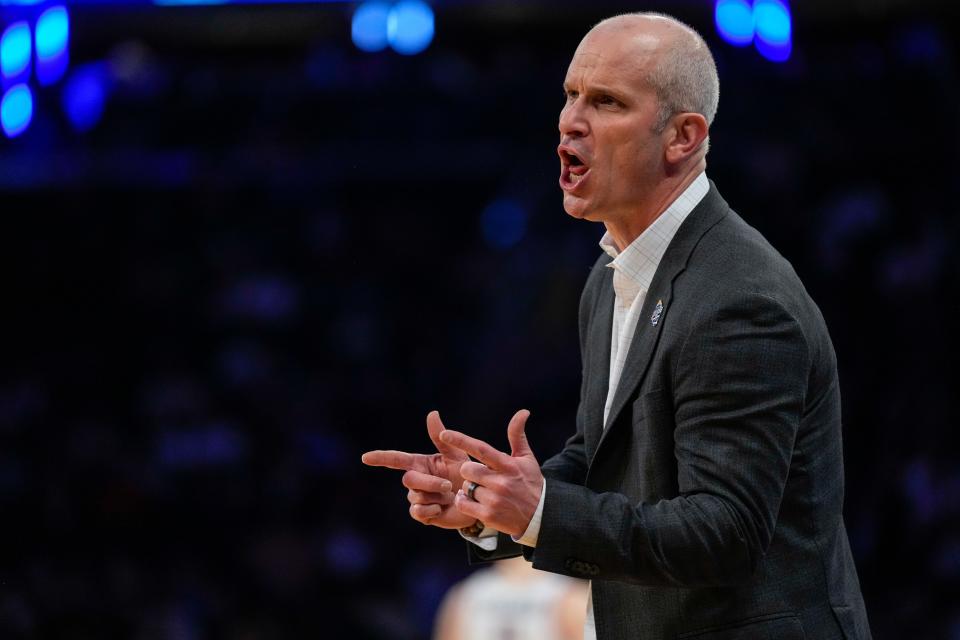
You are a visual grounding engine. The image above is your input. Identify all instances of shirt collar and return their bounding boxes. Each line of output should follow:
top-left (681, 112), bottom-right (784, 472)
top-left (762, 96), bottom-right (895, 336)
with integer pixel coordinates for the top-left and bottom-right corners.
top-left (599, 172), bottom-right (709, 293)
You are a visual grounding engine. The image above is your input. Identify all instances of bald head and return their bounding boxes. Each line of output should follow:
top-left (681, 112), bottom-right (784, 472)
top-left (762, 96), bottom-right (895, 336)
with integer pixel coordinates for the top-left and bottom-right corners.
top-left (586, 12), bottom-right (720, 135)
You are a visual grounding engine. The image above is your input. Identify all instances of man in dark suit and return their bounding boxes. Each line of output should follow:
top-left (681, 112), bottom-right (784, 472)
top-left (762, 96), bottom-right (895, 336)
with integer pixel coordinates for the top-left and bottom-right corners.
top-left (363, 12), bottom-right (871, 639)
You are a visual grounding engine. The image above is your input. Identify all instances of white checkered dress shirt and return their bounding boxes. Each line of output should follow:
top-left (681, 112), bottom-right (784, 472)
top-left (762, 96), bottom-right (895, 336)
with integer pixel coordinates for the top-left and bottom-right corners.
top-left (599, 172), bottom-right (709, 428)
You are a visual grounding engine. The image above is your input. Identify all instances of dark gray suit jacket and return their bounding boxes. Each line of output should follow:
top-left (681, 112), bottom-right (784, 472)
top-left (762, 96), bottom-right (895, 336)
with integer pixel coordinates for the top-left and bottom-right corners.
top-left (469, 184), bottom-right (871, 639)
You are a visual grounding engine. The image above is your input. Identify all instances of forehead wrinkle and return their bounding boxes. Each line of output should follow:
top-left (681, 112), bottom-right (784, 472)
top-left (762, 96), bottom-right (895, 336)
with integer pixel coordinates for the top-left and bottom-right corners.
top-left (565, 53), bottom-right (604, 88)
top-left (567, 52), bottom-right (656, 101)
top-left (568, 49), bottom-right (603, 73)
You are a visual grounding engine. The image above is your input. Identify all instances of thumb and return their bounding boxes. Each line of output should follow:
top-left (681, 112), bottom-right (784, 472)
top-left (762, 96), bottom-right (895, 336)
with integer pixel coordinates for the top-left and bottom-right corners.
top-left (507, 409), bottom-right (533, 457)
top-left (427, 410), bottom-right (465, 460)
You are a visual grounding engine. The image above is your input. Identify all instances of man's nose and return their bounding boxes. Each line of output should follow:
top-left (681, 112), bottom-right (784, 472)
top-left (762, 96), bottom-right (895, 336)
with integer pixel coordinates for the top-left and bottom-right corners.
top-left (558, 101), bottom-right (588, 138)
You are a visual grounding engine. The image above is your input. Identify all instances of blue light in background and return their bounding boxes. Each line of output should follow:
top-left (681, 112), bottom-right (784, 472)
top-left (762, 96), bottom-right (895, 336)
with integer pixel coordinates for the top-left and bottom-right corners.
top-left (35, 6), bottom-right (69, 60)
top-left (351, 2), bottom-right (391, 53)
top-left (481, 199), bottom-right (527, 250)
top-left (324, 528), bottom-right (374, 576)
top-left (896, 24), bottom-right (946, 66)
top-left (754, 0), bottom-right (792, 62)
top-left (754, 0), bottom-right (791, 44)
top-left (755, 35), bottom-right (792, 63)
top-left (157, 423), bottom-right (248, 470)
top-left (387, 0), bottom-right (434, 55)
top-left (62, 62), bottom-right (109, 133)
top-left (34, 5), bottom-right (70, 85)
top-left (1, 83), bottom-right (33, 138)
top-left (152, 0), bottom-right (229, 5)
top-left (715, 0), bottom-right (754, 46)
top-left (1, 22), bottom-right (31, 81)
top-left (0, 0), bottom-right (44, 5)
top-left (36, 51), bottom-right (70, 86)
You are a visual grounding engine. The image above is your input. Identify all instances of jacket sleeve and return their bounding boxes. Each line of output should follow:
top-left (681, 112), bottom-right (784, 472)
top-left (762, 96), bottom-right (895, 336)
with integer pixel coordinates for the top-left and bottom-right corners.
top-left (530, 290), bottom-right (809, 587)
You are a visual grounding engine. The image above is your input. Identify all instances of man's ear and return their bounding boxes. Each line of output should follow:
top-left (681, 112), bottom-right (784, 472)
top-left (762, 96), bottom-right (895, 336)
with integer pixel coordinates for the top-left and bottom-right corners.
top-left (664, 113), bottom-right (709, 164)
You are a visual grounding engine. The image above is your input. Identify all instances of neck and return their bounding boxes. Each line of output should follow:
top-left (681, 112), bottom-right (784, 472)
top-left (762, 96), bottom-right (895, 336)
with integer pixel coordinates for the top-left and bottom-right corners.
top-left (604, 161), bottom-right (705, 251)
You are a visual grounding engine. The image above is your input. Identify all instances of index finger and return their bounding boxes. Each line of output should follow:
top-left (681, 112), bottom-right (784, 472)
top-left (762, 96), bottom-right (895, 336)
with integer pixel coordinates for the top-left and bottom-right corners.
top-left (361, 450), bottom-right (417, 471)
top-left (438, 431), bottom-right (510, 470)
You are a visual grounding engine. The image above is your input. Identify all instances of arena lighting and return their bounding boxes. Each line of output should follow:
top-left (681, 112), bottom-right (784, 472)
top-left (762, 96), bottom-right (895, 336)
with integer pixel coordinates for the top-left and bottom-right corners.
top-left (35, 5), bottom-right (70, 85)
top-left (152, 0), bottom-right (229, 6)
top-left (35, 6), bottom-right (69, 60)
top-left (1, 83), bottom-right (33, 138)
top-left (714, 0), bottom-right (754, 46)
top-left (753, 0), bottom-right (792, 62)
top-left (62, 62), bottom-right (108, 132)
top-left (386, 0), bottom-right (433, 55)
top-left (351, 1), bottom-right (391, 52)
top-left (1, 21), bottom-right (31, 81)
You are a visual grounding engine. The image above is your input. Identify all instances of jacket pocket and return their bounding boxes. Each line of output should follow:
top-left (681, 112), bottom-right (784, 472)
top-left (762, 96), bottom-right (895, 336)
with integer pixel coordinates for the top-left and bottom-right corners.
top-left (678, 612), bottom-right (805, 640)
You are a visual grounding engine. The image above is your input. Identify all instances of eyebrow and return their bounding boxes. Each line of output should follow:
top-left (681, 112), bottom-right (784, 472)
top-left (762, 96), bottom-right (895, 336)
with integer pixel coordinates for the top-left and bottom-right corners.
top-left (593, 85), bottom-right (625, 97)
top-left (563, 82), bottom-right (628, 100)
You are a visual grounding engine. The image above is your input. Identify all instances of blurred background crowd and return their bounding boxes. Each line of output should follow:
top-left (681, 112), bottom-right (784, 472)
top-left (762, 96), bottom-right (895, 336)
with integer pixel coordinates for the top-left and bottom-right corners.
top-left (1, 0), bottom-right (958, 638)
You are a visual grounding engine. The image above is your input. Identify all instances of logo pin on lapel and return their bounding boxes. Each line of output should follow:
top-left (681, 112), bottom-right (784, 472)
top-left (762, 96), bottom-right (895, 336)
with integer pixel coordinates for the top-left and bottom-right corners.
top-left (650, 299), bottom-right (664, 326)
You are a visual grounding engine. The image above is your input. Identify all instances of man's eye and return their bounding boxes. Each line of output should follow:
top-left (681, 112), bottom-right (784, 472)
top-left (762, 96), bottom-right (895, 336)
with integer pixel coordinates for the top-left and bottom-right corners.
top-left (598, 95), bottom-right (618, 106)
top-left (564, 90), bottom-right (578, 101)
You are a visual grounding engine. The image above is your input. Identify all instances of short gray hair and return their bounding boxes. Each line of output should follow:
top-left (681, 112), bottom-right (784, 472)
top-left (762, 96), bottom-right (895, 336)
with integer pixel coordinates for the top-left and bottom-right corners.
top-left (597, 12), bottom-right (720, 135)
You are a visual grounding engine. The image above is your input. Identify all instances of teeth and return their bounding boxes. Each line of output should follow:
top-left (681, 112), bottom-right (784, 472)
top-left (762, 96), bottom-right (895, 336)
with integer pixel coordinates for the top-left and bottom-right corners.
top-left (570, 173), bottom-right (582, 183)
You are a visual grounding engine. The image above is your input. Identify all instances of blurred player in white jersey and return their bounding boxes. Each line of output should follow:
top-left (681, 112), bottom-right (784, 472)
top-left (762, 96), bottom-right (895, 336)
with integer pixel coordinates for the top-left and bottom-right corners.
top-left (434, 557), bottom-right (587, 640)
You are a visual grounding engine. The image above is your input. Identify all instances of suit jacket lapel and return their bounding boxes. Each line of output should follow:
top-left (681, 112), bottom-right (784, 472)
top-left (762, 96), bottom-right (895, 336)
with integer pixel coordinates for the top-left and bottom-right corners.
top-left (590, 183), bottom-right (730, 466)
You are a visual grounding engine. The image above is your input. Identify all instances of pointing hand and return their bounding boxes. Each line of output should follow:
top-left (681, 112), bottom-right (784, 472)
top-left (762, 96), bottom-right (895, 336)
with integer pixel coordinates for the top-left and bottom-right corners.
top-left (362, 411), bottom-right (477, 530)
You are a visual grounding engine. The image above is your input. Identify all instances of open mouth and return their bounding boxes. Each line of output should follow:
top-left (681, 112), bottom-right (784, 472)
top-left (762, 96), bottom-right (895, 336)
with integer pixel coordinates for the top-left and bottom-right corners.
top-left (559, 147), bottom-right (590, 191)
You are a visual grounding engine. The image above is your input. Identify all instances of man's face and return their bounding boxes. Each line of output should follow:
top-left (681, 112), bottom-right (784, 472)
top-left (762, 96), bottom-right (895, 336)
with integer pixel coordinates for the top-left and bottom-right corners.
top-left (558, 28), bottom-right (666, 223)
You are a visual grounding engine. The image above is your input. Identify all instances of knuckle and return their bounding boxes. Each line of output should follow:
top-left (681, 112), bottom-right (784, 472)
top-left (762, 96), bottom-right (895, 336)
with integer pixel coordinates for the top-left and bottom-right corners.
top-left (488, 477), bottom-right (508, 494)
top-left (414, 504), bottom-right (436, 523)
